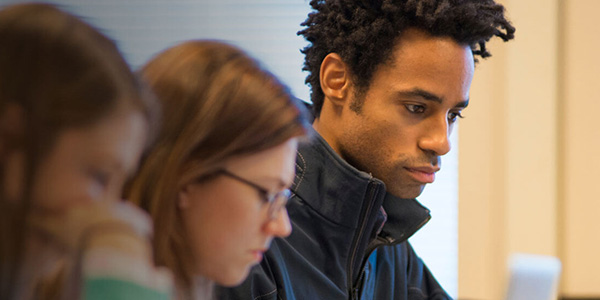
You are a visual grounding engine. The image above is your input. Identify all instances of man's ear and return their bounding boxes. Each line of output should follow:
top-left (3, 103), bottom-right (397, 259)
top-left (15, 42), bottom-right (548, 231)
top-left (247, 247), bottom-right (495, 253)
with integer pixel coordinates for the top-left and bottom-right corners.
top-left (319, 53), bottom-right (350, 107)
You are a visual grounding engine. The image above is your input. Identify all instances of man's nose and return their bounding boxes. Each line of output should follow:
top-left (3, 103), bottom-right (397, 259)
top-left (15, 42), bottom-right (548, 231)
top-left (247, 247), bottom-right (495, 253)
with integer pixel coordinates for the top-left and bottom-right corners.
top-left (418, 116), bottom-right (451, 156)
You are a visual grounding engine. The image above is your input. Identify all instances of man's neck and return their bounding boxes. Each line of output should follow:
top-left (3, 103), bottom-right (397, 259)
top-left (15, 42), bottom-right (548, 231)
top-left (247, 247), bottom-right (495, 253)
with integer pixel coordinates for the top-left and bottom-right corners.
top-left (312, 116), bottom-right (343, 157)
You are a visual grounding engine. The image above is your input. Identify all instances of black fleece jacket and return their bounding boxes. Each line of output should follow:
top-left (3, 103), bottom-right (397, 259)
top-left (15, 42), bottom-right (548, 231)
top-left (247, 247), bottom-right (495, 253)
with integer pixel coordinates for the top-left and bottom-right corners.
top-left (216, 132), bottom-right (451, 300)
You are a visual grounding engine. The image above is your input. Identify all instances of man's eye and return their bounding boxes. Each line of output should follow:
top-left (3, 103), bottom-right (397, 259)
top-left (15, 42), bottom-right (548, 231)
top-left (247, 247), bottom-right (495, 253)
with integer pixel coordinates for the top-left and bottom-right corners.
top-left (448, 111), bottom-right (465, 122)
top-left (405, 104), bottom-right (425, 113)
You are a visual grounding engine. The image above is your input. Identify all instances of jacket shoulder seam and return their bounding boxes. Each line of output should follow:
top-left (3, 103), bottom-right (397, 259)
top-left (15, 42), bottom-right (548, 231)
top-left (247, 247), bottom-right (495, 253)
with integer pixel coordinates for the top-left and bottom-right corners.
top-left (253, 288), bottom-right (277, 300)
top-left (294, 152), bottom-right (307, 190)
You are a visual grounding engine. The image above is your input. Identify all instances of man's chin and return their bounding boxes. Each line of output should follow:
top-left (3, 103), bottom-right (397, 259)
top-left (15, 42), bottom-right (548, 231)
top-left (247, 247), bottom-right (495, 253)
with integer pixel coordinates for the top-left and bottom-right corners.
top-left (387, 184), bottom-right (426, 199)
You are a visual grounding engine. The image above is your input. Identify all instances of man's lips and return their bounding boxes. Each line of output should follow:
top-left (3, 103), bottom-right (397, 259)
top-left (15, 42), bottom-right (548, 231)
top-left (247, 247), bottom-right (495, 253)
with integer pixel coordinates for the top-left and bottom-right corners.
top-left (404, 166), bottom-right (440, 183)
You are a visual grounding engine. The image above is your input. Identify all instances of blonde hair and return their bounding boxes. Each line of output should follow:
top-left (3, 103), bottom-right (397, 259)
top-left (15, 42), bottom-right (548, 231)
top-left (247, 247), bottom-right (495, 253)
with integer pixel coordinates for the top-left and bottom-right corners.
top-left (127, 40), bottom-right (309, 297)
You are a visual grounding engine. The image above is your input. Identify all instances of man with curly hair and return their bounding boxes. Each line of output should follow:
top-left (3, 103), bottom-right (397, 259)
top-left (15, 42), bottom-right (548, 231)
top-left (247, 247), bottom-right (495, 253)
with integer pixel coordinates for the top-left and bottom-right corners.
top-left (217, 0), bottom-right (514, 299)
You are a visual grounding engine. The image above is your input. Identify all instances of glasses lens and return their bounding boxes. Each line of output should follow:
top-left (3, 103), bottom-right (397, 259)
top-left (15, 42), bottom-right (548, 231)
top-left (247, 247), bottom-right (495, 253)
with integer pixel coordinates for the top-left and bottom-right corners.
top-left (267, 189), bottom-right (291, 219)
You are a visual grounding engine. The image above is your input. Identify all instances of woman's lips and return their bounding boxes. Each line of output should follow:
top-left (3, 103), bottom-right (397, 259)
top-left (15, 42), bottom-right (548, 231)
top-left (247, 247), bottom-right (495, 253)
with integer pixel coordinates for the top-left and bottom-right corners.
top-left (250, 249), bottom-right (266, 263)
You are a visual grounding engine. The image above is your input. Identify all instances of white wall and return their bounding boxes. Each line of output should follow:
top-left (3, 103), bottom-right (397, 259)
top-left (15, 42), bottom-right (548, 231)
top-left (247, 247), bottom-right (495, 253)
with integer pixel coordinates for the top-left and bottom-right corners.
top-left (561, 0), bottom-right (600, 296)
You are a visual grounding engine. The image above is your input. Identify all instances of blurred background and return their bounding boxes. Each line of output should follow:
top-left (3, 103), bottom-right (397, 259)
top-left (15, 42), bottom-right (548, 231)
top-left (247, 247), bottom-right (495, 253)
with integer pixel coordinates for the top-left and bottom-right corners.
top-left (0, 0), bottom-right (597, 299)
top-left (460, 0), bottom-right (600, 299)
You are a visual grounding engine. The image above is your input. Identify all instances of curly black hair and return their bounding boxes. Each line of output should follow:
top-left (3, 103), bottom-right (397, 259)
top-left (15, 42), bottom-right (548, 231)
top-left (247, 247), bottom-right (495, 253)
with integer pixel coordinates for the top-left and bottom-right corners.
top-left (298, 0), bottom-right (515, 116)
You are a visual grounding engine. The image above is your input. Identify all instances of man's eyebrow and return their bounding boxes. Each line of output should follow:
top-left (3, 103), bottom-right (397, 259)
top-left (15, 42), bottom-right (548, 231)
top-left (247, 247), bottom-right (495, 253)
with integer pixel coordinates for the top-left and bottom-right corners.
top-left (396, 88), bottom-right (443, 103)
top-left (396, 88), bottom-right (470, 107)
top-left (455, 99), bottom-right (469, 108)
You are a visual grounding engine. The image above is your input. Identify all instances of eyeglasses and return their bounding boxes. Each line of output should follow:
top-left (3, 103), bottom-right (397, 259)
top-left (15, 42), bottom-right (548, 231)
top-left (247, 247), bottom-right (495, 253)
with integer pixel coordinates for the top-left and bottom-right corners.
top-left (218, 169), bottom-right (291, 220)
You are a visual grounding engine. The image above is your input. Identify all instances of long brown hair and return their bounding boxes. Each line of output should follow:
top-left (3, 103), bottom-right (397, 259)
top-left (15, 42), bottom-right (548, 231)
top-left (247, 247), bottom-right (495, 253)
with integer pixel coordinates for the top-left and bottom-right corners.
top-left (127, 40), bottom-right (309, 297)
top-left (0, 3), bottom-right (157, 299)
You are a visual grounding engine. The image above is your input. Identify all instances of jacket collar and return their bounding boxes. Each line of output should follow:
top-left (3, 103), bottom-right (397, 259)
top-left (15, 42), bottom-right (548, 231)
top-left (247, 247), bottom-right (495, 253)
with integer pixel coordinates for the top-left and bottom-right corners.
top-left (381, 193), bottom-right (431, 243)
top-left (293, 130), bottom-right (431, 242)
top-left (293, 131), bottom-right (380, 229)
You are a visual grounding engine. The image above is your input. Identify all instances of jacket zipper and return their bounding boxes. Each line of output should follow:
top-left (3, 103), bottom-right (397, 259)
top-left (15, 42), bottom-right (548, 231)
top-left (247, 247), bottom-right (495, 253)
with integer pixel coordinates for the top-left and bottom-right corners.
top-left (348, 181), bottom-right (379, 300)
top-left (350, 236), bottom-right (390, 299)
top-left (350, 206), bottom-right (432, 299)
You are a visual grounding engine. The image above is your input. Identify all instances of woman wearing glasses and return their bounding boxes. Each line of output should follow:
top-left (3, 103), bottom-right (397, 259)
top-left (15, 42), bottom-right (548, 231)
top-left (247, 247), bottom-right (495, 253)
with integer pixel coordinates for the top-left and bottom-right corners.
top-left (127, 40), bottom-right (310, 299)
